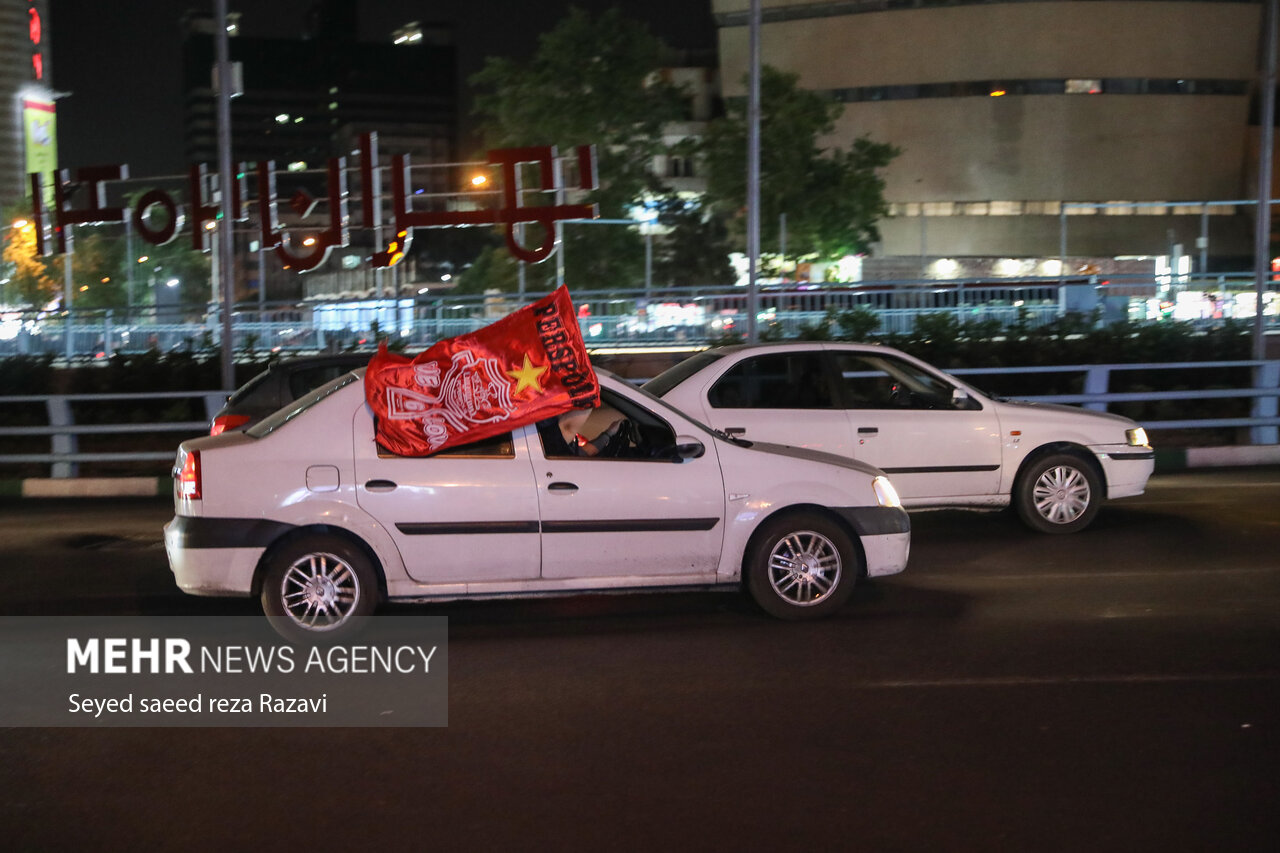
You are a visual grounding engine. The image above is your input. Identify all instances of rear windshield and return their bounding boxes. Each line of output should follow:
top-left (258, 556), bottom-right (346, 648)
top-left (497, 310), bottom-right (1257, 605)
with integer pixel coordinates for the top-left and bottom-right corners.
top-left (247, 372), bottom-right (361, 438)
top-left (226, 369), bottom-right (272, 404)
top-left (642, 351), bottom-right (725, 397)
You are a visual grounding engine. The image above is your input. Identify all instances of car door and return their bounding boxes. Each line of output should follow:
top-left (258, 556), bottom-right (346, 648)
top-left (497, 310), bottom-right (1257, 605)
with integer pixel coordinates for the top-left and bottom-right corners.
top-left (532, 387), bottom-right (725, 580)
top-left (831, 350), bottom-right (1002, 499)
top-left (699, 350), bottom-right (854, 457)
top-left (352, 408), bottom-right (541, 584)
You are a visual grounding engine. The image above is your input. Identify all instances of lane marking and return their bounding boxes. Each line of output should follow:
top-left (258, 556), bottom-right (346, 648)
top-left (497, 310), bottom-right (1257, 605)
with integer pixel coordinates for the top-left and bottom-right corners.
top-left (855, 672), bottom-right (1280, 689)
top-left (907, 567), bottom-right (1279, 583)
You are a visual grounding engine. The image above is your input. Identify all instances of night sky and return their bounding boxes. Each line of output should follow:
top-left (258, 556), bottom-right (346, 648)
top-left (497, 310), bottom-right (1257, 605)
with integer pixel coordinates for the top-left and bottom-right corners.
top-left (48, 1), bottom-right (716, 179)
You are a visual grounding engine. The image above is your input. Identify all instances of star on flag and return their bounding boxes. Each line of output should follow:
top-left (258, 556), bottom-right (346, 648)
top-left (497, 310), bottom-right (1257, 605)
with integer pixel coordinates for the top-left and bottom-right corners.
top-left (506, 354), bottom-right (549, 395)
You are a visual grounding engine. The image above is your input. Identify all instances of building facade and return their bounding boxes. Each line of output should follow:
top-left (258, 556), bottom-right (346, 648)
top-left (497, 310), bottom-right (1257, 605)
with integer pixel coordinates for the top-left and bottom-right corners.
top-left (180, 6), bottom-right (456, 181)
top-left (713, 0), bottom-right (1264, 280)
top-left (179, 4), bottom-right (458, 301)
top-left (1, 0), bottom-right (55, 213)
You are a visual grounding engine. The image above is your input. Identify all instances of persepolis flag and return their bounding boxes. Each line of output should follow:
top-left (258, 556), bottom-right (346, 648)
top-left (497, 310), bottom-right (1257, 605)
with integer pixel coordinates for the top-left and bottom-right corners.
top-left (364, 285), bottom-right (600, 456)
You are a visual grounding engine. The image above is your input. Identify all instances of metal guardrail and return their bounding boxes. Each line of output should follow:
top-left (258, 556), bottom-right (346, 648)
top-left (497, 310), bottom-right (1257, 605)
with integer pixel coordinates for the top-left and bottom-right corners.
top-left (0, 391), bottom-right (229, 478)
top-left (1, 360), bottom-right (1276, 478)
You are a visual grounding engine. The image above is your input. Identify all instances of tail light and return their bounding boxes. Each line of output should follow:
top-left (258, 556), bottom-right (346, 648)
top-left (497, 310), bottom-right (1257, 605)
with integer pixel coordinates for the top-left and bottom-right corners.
top-left (210, 414), bottom-right (251, 436)
top-left (177, 450), bottom-right (202, 500)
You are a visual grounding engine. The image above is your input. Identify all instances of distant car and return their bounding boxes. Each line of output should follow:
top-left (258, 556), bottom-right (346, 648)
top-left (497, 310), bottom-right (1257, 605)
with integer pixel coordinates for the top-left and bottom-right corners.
top-left (210, 353), bottom-right (372, 434)
top-left (645, 343), bottom-right (1154, 534)
top-left (167, 370), bottom-right (910, 641)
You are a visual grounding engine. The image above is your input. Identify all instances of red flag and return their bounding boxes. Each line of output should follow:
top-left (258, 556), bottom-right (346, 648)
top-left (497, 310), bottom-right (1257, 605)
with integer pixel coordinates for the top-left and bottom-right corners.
top-left (364, 285), bottom-right (600, 456)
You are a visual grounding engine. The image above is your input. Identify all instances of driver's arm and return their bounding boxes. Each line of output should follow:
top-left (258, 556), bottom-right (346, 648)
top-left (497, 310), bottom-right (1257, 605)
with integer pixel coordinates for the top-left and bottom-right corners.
top-left (578, 418), bottom-right (625, 456)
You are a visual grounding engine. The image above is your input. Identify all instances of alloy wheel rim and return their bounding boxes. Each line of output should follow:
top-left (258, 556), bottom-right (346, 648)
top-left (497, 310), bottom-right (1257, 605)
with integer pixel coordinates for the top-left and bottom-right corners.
top-left (280, 552), bottom-right (360, 630)
top-left (1032, 466), bottom-right (1091, 524)
top-left (767, 531), bottom-right (842, 606)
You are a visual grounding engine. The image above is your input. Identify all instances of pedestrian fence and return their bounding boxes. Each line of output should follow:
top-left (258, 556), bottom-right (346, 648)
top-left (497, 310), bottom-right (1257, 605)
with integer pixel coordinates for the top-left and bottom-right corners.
top-left (2, 275), bottom-right (1276, 361)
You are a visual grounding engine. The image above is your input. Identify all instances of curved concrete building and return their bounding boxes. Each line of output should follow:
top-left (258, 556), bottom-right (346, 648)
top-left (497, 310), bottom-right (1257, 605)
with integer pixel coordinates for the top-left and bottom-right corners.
top-left (713, 0), bottom-right (1264, 278)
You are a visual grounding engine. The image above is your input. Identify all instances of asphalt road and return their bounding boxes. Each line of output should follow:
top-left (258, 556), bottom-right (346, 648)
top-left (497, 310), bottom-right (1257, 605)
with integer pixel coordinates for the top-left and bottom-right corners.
top-left (1, 468), bottom-right (1278, 851)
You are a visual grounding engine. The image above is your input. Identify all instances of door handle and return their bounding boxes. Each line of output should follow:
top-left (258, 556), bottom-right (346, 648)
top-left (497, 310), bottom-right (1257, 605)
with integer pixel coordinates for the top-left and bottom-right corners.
top-left (724, 427), bottom-right (746, 436)
top-left (547, 481), bottom-right (579, 493)
top-left (364, 479), bottom-right (398, 492)
top-left (857, 427), bottom-right (879, 435)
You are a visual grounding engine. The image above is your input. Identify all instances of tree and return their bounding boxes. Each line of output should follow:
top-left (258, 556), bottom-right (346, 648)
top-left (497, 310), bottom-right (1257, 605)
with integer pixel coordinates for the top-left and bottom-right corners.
top-left (454, 245), bottom-right (520, 295)
top-left (469, 6), bottom-right (686, 289)
top-left (66, 229), bottom-right (126, 310)
top-left (2, 203), bottom-right (59, 308)
top-left (653, 197), bottom-right (735, 287)
top-left (701, 66), bottom-right (899, 263)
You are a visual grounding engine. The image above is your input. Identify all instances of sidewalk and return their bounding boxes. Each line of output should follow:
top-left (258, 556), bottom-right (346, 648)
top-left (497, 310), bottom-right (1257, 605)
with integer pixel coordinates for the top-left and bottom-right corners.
top-left (4, 445), bottom-right (1279, 499)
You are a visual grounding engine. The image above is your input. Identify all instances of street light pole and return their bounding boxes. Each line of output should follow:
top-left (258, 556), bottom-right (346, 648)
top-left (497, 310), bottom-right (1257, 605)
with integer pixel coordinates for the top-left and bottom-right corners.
top-left (1255, 0), bottom-right (1278, 361)
top-left (214, 0), bottom-right (237, 390)
top-left (746, 0), bottom-right (762, 342)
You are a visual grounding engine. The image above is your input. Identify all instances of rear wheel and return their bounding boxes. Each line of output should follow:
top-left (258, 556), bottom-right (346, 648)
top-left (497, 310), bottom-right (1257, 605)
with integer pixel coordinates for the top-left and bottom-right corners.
top-left (745, 512), bottom-right (857, 620)
top-left (261, 534), bottom-right (379, 643)
top-left (1014, 452), bottom-right (1102, 534)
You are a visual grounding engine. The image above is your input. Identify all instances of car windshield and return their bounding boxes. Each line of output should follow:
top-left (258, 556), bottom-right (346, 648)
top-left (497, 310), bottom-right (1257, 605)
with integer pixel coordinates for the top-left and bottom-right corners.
top-left (247, 371), bottom-right (361, 438)
top-left (642, 351), bottom-right (725, 397)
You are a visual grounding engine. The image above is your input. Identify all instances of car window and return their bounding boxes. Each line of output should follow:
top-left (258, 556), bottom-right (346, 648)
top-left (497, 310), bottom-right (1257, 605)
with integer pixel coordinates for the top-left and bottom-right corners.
top-left (377, 432), bottom-right (515, 459)
top-left (538, 388), bottom-right (677, 460)
top-left (226, 369), bottom-right (272, 404)
top-left (643, 350), bottom-right (725, 397)
top-left (833, 352), bottom-right (976, 410)
top-left (288, 365), bottom-right (359, 400)
top-left (707, 352), bottom-right (836, 409)
top-left (247, 372), bottom-right (362, 437)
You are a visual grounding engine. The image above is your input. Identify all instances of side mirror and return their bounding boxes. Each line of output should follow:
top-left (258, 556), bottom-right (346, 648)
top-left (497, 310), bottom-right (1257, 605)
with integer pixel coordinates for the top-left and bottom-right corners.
top-left (669, 438), bottom-right (705, 462)
top-left (951, 387), bottom-right (970, 408)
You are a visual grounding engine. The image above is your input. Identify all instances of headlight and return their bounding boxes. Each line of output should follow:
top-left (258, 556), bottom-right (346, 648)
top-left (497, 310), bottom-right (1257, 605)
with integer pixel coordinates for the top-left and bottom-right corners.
top-left (873, 476), bottom-right (901, 508)
top-left (1126, 427), bottom-right (1149, 447)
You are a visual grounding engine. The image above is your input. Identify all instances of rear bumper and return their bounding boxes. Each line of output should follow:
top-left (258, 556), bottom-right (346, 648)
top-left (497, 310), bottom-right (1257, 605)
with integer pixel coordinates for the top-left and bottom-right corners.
top-left (164, 517), bottom-right (270, 597)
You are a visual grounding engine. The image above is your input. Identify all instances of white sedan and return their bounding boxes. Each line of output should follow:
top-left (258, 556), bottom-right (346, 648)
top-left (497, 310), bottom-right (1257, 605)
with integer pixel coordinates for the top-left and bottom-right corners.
top-left (646, 343), bottom-right (1154, 534)
top-left (165, 370), bottom-right (909, 640)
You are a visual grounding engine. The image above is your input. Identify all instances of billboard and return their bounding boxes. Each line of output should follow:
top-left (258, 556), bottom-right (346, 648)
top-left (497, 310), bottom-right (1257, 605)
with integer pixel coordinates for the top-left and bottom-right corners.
top-left (23, 98), bottom-right (57, 198)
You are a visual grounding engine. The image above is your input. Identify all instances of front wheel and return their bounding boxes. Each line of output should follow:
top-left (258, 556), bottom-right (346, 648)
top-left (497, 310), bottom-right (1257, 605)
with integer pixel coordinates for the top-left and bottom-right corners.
top-left (745, 512), bottom-right (858, 620)
top-left (261, 534), bottom-right (380, 643)
top-left (1014, 453), bottom-right (1102, 534)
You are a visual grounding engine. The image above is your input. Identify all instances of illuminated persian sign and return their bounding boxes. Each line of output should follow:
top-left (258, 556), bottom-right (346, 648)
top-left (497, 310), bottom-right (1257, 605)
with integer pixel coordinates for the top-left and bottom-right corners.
top-left (26, 133), bottom-right (598, 273)
top-left (28, 1), bottom-right (46, 81)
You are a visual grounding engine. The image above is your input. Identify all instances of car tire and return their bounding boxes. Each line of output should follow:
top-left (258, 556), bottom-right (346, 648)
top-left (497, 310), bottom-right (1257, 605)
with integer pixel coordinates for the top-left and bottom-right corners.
top-left (1014, 452), bottom-right (1103, 534)
top-left (261, 534), bottom-right (380, 643)
top-left (745, 512), bottom-right (857, 620)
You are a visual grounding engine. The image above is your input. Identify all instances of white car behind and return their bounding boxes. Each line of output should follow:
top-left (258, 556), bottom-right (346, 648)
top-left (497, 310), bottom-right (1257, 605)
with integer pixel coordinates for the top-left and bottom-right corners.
top-left (646, 343), bottom-right (1154, 534)
top-left (165, 370), bottom-right (909, 640)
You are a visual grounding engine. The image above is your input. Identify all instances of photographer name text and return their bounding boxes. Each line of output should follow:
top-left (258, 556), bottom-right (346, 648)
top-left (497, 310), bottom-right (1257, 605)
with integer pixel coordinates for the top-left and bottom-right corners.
top-left (68, 692), bottom-right (328, 717)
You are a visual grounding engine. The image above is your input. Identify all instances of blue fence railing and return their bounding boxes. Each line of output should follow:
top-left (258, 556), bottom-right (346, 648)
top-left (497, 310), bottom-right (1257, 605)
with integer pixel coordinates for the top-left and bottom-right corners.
top-left (1, 276), bottom-right (1277, 361)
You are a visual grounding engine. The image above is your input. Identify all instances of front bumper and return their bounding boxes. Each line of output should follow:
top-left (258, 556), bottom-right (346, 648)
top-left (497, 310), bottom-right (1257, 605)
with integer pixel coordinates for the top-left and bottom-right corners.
top-left (1095, 447), bottom-right (1155, 500)
top-left (859, 532), bottom-right (911, 578)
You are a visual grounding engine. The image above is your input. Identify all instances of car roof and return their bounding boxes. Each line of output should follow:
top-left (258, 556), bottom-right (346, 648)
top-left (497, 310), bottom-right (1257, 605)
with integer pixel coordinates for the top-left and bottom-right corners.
top-left (709, 341), bottom-right (891, 355)
top-left (259, 352), bottom-right (374, 372)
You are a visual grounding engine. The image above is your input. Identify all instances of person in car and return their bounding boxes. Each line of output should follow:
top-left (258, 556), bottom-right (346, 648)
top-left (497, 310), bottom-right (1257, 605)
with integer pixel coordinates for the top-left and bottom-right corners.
top-left (540, 408), bottom-right (626, 457)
